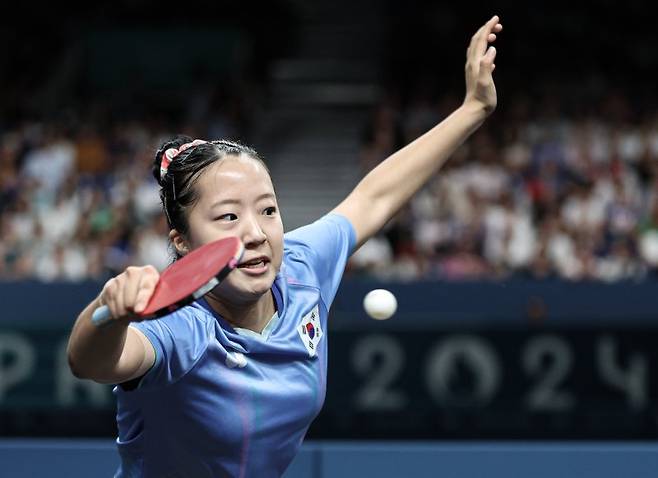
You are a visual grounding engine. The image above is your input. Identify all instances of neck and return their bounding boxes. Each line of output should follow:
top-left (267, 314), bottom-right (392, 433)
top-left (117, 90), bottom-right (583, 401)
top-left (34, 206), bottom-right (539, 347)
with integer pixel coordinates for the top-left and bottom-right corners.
top-left (205, 289), bottom-right (275, 334)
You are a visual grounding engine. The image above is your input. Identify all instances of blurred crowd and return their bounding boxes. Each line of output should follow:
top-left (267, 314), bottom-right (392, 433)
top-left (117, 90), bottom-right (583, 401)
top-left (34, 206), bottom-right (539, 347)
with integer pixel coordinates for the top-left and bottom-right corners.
top-left (3, 78), bottom-right (658, 283)
top-left (0, 84), bottom-right (249, 282)
top-left (349, 84), bottom-right (658, 282)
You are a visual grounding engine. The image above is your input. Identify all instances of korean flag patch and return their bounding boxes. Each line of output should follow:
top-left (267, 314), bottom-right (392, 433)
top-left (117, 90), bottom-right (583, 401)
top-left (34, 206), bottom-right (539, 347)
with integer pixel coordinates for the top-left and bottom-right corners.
top-left (297, 304), bottom-right (322, 357)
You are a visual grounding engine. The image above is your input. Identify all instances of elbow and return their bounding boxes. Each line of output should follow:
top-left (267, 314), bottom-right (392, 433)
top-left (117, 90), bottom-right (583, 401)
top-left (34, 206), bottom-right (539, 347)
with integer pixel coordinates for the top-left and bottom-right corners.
top-left (67, 351), bottom-right (87, 379)
top-left (67, 348), bottom-right (119, 384)
top-left (67, 348), bottom-right (96, 380)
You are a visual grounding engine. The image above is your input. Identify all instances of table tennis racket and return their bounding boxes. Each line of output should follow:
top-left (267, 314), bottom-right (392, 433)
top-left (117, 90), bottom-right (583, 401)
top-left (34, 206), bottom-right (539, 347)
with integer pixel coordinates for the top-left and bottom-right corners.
top-left (91, 236), bottom-right (244, 326)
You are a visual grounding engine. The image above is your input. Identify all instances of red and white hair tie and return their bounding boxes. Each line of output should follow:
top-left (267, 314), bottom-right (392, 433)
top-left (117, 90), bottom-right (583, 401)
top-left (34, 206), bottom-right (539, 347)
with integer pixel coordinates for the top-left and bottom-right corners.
top-left (160, 139), bottom-right (207, 180)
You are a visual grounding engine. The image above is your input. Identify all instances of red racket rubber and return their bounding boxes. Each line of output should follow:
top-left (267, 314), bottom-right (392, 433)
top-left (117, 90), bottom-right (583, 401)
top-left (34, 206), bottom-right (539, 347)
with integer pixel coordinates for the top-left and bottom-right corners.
top-left (92, 237), bottom-right (244, 326)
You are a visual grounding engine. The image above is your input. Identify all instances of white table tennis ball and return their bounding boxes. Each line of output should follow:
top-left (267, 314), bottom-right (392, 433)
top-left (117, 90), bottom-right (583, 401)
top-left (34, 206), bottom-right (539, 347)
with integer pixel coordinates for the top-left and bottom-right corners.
top-left (363, 289), bottom-right (397, 320)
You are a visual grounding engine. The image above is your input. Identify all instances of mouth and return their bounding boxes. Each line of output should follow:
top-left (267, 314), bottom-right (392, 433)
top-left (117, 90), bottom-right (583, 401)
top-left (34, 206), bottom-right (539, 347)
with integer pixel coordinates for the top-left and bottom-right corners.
top-left (237, 256), bottom-right (270, 275)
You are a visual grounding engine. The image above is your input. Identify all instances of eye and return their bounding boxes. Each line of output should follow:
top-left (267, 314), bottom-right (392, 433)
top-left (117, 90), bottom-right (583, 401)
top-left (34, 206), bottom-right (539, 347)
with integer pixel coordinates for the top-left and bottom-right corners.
top-left (215, 213), bottom-right (238, 222)
top-left (264, 206), bottom-right (277, 216)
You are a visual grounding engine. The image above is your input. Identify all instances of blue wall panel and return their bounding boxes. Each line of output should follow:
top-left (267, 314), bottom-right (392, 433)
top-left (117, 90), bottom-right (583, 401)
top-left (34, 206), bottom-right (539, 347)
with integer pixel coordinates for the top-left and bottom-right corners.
top-left (1, 440), bottom-right (657, 478)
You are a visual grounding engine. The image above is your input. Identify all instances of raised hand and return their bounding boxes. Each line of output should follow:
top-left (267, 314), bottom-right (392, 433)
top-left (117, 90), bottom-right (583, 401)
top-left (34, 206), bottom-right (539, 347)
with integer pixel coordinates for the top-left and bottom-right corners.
top-left (463, 15), bottom-right (503, 116)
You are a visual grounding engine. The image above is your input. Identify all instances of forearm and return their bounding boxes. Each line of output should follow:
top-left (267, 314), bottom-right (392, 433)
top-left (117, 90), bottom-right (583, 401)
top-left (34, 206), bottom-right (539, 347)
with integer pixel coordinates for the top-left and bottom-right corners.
top-left (334, 16), bottom-right (501, 249)
top-left (66, 295), bottom-right (130, 381)
top-left (333, 102), bottom-right (488, 248)
top-left (358, 102), bottom-right (487, 218)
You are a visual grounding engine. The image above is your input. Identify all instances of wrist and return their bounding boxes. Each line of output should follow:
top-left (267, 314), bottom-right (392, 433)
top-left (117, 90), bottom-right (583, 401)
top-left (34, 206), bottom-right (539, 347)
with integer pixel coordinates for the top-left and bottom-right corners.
top-left (455, 101), bottom-right (490, 135)
top-left (458, 99), bottom-right (490, 123)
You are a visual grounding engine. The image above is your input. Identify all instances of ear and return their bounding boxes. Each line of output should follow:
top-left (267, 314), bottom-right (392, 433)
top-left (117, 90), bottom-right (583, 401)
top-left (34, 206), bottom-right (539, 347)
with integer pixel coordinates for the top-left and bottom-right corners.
top-left (169, 229), bottom-right (190, 256)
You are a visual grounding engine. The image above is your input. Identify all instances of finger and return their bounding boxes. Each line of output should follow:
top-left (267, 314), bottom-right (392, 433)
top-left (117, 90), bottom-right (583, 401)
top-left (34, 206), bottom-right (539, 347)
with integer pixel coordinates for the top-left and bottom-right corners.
top-left (474, 15), bottom-right (500, 56)
top-left (480, 46), bottom-right (497, 74)
top-left (488, 45), bottom-right (497, 62)
top-left (471, 21), bottom-right (502, 59)
top-left (134, 275), bottom-right (158, 314)
top-left (467, 18), bottom-right (489, 56)
top-left (111, 276), bottom-right (128, 319)
top-left (467, 21), bottom-right (487, 57)
top-left (106, 295), bottom-right (120, 320)
top-left (123, 267), bottom-right (142, 314)
top-left (103, 278), bottom-right (121, 319)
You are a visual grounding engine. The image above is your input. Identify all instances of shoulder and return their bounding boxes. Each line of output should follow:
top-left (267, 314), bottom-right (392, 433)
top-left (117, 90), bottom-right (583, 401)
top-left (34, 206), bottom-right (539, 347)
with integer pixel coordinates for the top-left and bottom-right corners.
top-left (280, 212), bottom-right (356, 288)
top-left (284, 213), bottom-right (355, 241)
top-left (131, 302), bottom-right (214, 345)
top-left (127, 302), bottom-right (215, 388)
top-left (157, 301), bottom-right (213, 327)
top-left (283, 213), bottom-right (356, 258)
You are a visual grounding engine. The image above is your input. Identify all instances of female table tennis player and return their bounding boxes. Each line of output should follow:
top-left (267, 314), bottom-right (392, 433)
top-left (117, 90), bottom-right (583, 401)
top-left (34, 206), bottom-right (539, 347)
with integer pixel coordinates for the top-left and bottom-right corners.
top-left (67, 15), bottom-right (502, 477)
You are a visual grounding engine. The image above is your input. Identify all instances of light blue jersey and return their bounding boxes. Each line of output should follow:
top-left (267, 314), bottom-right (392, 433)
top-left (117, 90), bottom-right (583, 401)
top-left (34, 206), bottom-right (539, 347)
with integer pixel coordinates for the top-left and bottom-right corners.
top-left (114, 213), bottom-right (356, 478)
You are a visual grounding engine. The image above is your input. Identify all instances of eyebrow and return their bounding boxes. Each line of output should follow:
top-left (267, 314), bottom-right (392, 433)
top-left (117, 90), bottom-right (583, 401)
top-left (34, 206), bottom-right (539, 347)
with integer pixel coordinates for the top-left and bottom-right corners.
top-left (209, 193), bottom-right (275, 208)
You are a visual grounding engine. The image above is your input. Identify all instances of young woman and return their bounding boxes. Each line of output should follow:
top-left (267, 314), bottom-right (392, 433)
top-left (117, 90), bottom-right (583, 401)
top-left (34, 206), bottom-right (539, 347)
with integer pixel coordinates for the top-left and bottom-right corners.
top-left (67, 15), bottom-right (502, 478)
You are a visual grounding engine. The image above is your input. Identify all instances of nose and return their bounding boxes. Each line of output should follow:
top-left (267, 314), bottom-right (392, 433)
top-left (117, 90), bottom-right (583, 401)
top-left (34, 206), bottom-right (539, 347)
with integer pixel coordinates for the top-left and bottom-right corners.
top-left (241, 213), bottom-right (267, 247)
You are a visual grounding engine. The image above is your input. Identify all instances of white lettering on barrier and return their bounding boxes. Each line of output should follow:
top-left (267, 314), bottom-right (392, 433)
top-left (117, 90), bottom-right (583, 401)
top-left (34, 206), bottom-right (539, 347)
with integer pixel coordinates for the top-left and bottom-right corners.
top-left (353, 334), bottom-right (407, 411)
top-left (425, 335), bottom-right (501, 406)
top-left (0, 333), bottom-right (36, 401)
top-left (597, 335), bottom-right (647, 410)
top-left (523, 335), bottom-right (575, 411)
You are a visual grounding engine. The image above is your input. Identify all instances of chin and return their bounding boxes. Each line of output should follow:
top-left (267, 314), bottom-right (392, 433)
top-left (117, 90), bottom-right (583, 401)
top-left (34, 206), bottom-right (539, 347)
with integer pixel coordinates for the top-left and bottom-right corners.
top-left (235, 271), bottom-right (276, 296)
top-left (250, 275), bottom-right (277, 295)
top-left (214, 263), bottom-right (278, 300)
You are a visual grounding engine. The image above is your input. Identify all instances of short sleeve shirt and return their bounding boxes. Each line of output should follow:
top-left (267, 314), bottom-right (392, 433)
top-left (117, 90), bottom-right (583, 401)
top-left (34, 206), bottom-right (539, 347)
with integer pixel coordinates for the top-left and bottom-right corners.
top-left (114, 213), bottom-right (356, 478)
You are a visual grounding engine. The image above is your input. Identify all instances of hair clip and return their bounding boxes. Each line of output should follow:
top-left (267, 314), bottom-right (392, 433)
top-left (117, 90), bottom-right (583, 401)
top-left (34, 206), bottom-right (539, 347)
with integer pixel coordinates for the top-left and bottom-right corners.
top-left (159, 139), bottom-right (208, 180)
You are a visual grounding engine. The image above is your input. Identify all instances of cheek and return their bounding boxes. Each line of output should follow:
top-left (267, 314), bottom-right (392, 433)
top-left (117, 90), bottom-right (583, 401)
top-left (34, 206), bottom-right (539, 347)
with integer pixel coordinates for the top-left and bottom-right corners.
top-left (187, 224), bottom-right (215, 248)
top-left (267, 223), bottom-right (285, 264)
top-left (185, 212), bottom-right (207, 245)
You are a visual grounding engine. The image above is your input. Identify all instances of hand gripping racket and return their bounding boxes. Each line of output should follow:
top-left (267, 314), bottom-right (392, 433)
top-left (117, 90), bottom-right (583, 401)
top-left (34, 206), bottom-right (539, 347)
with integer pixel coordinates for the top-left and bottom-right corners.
top-left (91, 237), bottom-right (244, 326)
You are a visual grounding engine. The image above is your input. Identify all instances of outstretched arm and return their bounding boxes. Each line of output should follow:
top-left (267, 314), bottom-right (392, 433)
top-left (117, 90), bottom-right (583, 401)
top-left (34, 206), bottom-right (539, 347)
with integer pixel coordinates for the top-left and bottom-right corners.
top-left (333, 15), bottom-right (502, 249)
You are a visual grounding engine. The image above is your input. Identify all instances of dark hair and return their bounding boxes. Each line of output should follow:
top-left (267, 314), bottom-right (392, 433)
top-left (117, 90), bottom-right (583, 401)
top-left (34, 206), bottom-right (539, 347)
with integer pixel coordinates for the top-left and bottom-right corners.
top-left (152, 135), bottom-right (269, 237)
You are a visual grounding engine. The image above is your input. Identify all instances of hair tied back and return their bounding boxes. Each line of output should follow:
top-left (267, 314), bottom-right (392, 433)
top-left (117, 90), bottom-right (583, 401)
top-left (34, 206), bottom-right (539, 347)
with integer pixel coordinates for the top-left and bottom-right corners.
top-left (159, 139), bottom-right (208, 180)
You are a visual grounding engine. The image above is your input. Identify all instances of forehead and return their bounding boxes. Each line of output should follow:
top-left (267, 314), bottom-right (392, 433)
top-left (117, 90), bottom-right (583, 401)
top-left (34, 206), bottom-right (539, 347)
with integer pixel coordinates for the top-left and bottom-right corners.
top-left (196, 156), bottom-right (274, 201)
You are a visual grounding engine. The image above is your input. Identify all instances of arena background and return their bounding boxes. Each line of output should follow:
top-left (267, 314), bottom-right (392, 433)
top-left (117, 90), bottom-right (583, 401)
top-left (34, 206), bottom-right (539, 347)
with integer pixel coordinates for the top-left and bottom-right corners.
top-left (2, 0), bottom-right (658, 476)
